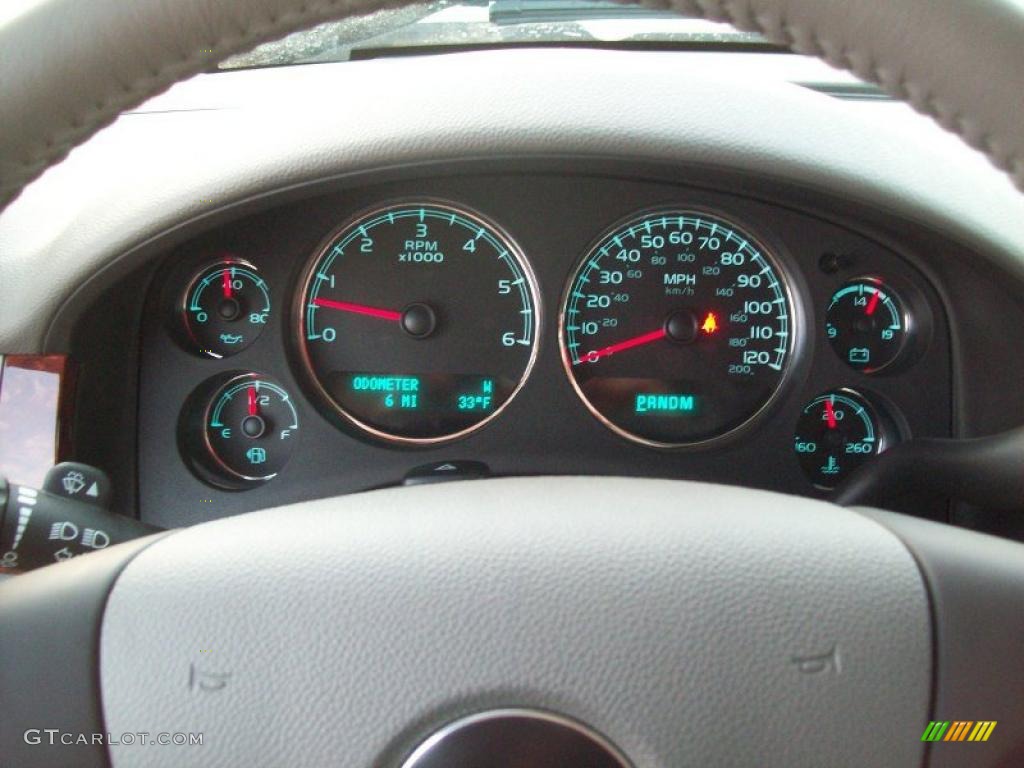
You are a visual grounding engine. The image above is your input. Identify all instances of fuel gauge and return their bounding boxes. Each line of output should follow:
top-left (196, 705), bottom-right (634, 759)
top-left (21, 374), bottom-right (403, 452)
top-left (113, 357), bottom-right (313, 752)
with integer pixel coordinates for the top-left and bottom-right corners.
top-left (182, 373), bottom-right (299, 489)
top-left (793, 389), bottom-right (896, 489)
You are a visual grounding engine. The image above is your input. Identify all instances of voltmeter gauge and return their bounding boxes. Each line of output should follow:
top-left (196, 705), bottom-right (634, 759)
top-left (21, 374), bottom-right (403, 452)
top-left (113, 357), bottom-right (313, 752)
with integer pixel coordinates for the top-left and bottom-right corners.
top-left (793, 389), bottom-right (895, 489)
top-left (826, 278), bottom-right (908, 373)
top-left (183, 259), bottom-right (271, 358)
top-left (182, 373), bottom-right (299, 489)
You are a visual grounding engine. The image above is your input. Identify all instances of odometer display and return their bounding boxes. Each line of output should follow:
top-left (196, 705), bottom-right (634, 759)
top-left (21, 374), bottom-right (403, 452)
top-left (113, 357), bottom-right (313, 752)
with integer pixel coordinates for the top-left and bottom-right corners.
top-left (560, 210), bottom-right (795, 446)
top-left (297, 201), bottom-right (538, 443)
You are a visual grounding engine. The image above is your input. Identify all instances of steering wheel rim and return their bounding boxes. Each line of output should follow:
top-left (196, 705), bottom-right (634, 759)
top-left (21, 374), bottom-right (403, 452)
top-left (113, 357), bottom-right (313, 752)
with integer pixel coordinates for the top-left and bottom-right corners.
top-left (2, 2), bottom-right (1024, 767)
top-left (1, 0), bottom-right (1023, 210)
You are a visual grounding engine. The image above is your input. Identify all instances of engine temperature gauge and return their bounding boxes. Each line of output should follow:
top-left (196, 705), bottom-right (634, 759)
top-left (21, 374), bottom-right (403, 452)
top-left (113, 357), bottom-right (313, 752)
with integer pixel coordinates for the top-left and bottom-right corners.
top-left (182, 373), bottom-right (299, 488)
top-left (793, 389), bottom-right (895, 489)
top-left (183, 259), bottom-right (271, 358)
top-left (826, 278), bottom-right (908, 373)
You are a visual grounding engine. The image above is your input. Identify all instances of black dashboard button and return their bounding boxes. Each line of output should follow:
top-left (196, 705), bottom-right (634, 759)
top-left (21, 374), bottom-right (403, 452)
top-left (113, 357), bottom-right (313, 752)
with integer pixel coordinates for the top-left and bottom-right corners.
top-left (403, 461), bottom-right (489, 486)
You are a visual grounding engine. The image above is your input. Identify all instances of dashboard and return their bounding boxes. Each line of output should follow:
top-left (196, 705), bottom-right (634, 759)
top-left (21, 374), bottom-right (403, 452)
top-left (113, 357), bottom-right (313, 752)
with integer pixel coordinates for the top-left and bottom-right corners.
top-left (113, 162), bottom-right (956, 528)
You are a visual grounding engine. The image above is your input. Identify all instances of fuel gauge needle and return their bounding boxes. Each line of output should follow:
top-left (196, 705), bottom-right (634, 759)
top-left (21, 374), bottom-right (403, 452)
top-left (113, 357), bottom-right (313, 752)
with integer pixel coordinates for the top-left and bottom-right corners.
top-left (248, 385), bottom-right (258, 417)
top-left (312, 297), bottom-right (402, 322)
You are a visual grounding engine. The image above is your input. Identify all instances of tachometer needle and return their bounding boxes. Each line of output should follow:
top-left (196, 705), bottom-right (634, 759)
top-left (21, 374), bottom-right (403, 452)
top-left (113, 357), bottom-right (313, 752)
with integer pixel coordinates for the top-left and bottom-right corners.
top-left (312, 297), bottom-right (402, 322)
top-left (577, 327), bottom-right (667, 364)
top-left (824, 398), bottom-right (837, 429)
top-left (864, 289), bottom-right (880, 316)
top-left (248, 385), bottom-right (258, 416)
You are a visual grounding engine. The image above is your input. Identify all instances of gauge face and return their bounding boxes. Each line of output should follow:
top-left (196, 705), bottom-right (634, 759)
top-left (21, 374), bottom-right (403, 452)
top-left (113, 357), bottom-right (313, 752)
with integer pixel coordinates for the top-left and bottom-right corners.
top-left (183, 259), bottom-right (271, 358)
top-left (793, 389), bottom-right (888, 489)
top-left (826, 278), bottom-right (907, 373)
top-left (183, 373), bottom-right (300, 488)
top-left (560, 210), bottom-right (796, 446)
top-left (297, 201), bottom-right (538, 443)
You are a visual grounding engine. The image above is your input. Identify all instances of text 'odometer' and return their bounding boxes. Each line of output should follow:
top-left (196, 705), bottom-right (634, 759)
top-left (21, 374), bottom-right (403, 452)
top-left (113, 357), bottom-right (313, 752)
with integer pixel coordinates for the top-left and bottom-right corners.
top-left (560, 210), bottom-right (795, 446)
top-left (297, 201), bottom-right (538, 443)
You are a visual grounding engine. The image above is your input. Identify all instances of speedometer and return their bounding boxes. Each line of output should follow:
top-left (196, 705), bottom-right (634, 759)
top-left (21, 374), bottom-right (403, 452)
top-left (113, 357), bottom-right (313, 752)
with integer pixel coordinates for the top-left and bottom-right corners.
top-left (560, 209), bottom-right (797, 447)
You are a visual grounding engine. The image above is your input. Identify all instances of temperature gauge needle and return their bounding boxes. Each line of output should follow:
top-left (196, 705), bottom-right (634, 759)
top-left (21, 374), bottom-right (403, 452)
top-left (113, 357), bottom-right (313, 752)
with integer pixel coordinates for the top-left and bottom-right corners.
top-left (824, 398), bottom-right (837, 429)
top-left (312, 297), bottom-right (402, 322)
top-left (577, 327), bottom-right (667, 364)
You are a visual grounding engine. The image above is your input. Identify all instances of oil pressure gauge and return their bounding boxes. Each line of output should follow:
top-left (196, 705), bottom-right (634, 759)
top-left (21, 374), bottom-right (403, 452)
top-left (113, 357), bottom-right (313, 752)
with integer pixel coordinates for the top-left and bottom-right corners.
top-left (182, 259), bottom-right (271, 358)
top-left (181, 373), bottom-right (299, 489)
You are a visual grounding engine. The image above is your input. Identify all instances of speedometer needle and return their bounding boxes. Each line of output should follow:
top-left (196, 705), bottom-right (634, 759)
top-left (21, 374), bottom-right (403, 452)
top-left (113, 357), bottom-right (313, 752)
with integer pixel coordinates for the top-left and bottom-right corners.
top-left (577, 328), bottom-right (667, 364)
top-left (312, 297), bottom-right (402, 322)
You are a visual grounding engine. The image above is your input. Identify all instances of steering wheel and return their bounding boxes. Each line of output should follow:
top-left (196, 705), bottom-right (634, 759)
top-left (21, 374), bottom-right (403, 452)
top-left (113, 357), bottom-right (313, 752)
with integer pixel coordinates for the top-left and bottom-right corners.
top-left (2, 2), bottom-right (1023, 767)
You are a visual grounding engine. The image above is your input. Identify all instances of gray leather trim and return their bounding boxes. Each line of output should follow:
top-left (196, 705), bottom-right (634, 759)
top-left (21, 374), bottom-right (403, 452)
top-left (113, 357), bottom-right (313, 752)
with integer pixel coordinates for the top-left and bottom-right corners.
top-left (0, 533), bottom-right (169, 768)
top-left (2, 49), bottom-right (1023, 352)
top-left (100, 477), bottom-right (931, 767)
top-left (1, 0), bottom-right (1023, 212)
top-left (858, 508), bottom-right (1024, 767)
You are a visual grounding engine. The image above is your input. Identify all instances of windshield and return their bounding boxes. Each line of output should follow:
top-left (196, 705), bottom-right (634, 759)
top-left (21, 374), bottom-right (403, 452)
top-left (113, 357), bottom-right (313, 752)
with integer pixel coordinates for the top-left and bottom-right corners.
top-left (220, 0), bottom-right (773, 69)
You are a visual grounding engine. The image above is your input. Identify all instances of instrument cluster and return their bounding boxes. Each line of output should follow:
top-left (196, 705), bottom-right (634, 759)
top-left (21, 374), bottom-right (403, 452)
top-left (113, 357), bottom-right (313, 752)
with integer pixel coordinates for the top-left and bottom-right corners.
top-left (136, 168), bottom-right (951, 523)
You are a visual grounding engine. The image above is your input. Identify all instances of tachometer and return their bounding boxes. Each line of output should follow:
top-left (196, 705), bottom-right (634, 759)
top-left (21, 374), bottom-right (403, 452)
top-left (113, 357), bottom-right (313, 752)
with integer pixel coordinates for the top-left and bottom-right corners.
top-left (560, 209), bottom-right (796, 447)
top-left (297, 201), bottom-right (538, 444)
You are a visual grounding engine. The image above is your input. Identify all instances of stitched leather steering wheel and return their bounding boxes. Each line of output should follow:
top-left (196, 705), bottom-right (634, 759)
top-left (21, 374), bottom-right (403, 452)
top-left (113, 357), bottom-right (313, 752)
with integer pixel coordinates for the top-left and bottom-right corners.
top-left (2, 2), bottom-right (1024, 767)
top-left (1, 0), bottom-right (1023, 210)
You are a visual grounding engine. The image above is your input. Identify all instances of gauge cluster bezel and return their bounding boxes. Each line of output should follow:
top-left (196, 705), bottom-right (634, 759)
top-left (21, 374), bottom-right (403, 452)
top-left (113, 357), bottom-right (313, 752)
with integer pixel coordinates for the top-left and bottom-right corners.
top-left (291, 197), bottom-right (542, 447)
top-left (557, 204), bottom-right (809, 450)
top-left (130, 161), bottom-right (953, 527)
